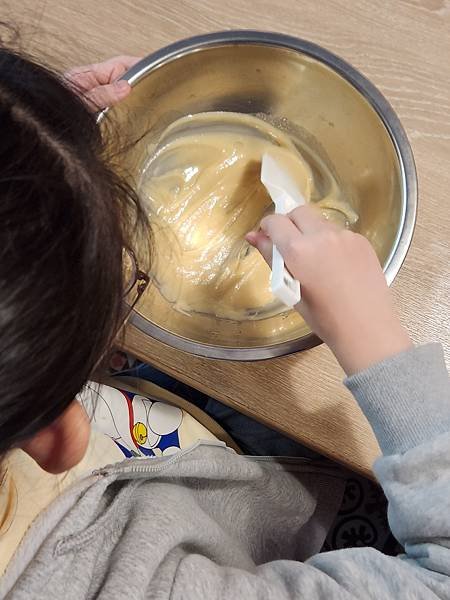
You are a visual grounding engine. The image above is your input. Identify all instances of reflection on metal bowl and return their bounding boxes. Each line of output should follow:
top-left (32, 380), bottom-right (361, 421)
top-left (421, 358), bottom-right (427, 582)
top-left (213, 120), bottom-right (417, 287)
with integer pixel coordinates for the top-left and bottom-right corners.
top-left (103, 31), bottom-right (417, 360)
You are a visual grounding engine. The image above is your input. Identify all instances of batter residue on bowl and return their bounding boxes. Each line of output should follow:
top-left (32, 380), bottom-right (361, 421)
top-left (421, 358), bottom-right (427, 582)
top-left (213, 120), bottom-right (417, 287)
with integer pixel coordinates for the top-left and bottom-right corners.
top-left (140, 112), bottom-right (357, 321)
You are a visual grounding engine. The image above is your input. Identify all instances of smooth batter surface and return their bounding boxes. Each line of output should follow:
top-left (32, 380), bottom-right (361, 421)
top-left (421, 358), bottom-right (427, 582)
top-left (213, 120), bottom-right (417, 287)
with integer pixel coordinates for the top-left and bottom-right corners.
top-left (140, 112), bottom-right (357, 321)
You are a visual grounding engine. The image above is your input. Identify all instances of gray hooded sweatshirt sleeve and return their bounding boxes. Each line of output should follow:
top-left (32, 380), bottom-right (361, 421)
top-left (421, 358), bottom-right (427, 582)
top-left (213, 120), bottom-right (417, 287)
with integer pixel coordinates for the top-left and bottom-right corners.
top-left (1, 343), bottom-right (450, 599)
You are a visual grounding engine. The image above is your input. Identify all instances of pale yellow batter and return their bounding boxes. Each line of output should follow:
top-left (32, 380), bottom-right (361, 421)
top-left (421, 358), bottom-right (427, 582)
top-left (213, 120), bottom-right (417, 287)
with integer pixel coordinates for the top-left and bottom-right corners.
top-left (140, 112), bottom-right (357, 321)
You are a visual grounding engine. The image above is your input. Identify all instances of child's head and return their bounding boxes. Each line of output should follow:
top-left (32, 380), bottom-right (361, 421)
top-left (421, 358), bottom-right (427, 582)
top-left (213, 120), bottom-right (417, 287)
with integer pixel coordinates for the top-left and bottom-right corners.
top-left (0, 47), bottom-right (145, 469)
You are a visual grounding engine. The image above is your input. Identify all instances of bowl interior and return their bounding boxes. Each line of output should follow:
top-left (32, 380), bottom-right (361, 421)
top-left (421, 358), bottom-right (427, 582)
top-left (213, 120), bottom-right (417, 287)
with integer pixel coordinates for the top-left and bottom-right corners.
top-left (108, 42), bottom-right (403, 353)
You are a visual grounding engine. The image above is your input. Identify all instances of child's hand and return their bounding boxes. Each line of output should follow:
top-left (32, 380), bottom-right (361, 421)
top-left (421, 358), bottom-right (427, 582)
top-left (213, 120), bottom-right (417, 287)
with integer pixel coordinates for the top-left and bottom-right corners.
top-left (246, 205), bottom-right (413, 375)
top-left (65, 55), bottom-right (141, 110)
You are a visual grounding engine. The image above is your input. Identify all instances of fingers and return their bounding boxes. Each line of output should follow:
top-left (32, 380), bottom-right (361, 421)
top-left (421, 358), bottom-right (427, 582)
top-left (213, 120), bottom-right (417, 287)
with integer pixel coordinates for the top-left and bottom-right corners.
top-left (84, 80), bottom-right (131, 110)
top-left (101, 55), bottom-right (142, 71)
top-left (96, 55), bottom-right (142, 83)
top-left (65, 56), bottom-right (142, 90)
top-left (66, 55), bottom-right (141, 111)
top-left (104, 55), bottom-right (142, 66)
top-left (289, 204), bottom-right (329, 233)
top-left (246, 231), bottom-right (273, 266)
top-left (260, 213), bottom-right (304, 259)
top-left (64, 67), bottom-right (98, 91)
top-left (248, 205), bottom-right (335, 276)
top-left (255, 214), bottom-right (306, 281)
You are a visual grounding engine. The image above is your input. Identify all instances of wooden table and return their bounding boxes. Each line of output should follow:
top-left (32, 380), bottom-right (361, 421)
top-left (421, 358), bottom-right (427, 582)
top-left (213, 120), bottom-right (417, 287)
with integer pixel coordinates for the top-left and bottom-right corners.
top-left (11, 0), bottom-right (449, 477)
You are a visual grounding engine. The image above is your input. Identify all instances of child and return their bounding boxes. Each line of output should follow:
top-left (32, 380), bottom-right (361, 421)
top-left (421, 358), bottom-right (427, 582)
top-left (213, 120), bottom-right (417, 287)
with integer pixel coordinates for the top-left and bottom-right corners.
top-left (0, 47), bottom-right (449, 599)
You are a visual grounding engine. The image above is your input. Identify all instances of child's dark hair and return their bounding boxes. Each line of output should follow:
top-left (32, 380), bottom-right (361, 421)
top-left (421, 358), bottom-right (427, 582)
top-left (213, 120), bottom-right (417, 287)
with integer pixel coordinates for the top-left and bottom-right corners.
top-left (0, 46), bottom-right (147, 453)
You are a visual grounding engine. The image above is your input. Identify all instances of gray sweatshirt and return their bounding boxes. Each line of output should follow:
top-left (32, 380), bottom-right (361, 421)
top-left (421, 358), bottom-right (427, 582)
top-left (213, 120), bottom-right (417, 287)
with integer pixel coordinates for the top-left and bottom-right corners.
top-left (1, 343), bottom-right (450, 599)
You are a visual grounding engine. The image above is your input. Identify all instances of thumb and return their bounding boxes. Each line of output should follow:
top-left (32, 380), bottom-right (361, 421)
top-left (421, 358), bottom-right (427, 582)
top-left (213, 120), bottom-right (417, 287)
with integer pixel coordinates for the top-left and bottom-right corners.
top-left (85, 80), bottom-right (131, 110)
top-left (246, 231), bottom-right (273, 267)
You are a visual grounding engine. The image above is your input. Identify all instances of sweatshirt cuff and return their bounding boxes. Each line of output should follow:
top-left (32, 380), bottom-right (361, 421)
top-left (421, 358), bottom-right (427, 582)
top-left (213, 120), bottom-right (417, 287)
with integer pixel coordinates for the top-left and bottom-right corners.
top-left (345, 343), bottom-right (450, 456)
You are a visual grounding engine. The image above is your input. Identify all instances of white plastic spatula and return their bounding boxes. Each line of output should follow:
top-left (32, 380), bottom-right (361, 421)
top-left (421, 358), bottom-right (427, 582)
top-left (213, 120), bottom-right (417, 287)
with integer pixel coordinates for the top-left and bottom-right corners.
top-left (260, 152), bottom-right (305, 307)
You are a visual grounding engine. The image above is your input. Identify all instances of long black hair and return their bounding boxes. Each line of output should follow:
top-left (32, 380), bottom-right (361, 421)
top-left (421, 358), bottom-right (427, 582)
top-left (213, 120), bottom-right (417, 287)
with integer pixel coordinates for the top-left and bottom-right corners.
top-left (0, 46), bottom-right (147, 453)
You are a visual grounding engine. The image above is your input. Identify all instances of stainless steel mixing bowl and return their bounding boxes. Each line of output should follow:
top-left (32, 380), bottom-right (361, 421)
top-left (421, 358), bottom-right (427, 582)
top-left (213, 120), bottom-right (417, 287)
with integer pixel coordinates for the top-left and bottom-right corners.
top-left (104, 31), bottom-right (417, 360)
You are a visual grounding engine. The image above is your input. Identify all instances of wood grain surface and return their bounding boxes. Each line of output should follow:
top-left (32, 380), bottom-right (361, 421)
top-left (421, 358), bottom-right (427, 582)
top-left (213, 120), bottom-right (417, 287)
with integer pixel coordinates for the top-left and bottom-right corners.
top-left (5, 0), bottom-right (449, 476)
